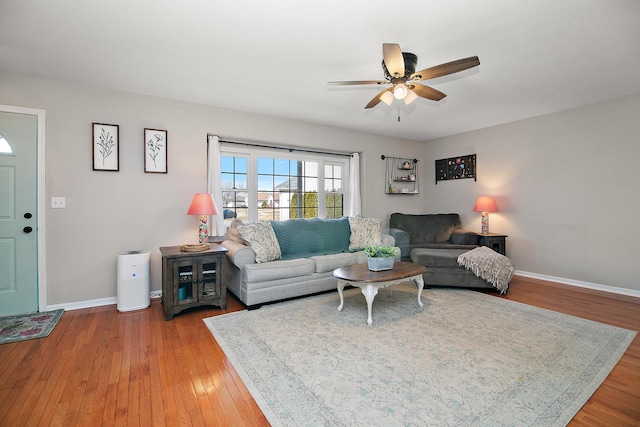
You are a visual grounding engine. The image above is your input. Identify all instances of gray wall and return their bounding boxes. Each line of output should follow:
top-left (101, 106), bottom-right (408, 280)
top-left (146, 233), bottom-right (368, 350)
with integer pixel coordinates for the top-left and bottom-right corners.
top-left (0, 72), bottom-right (424, 306)
top-left (2, 71), bottom-right (638, 307)
top-left (422, 93), bottom-right (640, 293)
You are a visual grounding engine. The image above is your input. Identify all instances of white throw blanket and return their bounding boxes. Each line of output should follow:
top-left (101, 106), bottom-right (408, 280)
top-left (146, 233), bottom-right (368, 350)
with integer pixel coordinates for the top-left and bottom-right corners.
top-left (457, 246), bottom-right (514, 293)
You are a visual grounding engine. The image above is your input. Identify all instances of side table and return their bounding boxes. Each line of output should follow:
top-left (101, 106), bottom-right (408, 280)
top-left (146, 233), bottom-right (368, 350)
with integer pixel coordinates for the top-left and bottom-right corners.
top-left (160, 244), bottom-right (227, 320)
top-left (477, 233), bottom-right (508, 256)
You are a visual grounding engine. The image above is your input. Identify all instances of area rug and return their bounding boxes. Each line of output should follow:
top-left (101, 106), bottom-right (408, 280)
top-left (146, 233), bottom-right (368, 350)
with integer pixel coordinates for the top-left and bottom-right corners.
top-left (204, 285), bottom-right (636, 426)
top-left (0, 309), bottom-right (64, 345)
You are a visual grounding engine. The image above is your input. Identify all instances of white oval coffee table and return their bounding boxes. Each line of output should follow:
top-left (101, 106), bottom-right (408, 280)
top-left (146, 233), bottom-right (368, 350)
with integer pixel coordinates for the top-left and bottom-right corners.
top-left (333, 261), bottom-right (427, 326)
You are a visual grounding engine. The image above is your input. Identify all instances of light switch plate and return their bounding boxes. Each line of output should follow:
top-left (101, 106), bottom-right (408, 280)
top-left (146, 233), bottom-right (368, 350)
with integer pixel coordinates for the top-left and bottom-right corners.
top-left (51, 197), bottom-right (66, 209)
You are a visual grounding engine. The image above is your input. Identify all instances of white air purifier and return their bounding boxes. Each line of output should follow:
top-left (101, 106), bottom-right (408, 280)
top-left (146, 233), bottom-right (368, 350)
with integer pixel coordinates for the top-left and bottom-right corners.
top-left (117, 250), bottom-right (151, 312)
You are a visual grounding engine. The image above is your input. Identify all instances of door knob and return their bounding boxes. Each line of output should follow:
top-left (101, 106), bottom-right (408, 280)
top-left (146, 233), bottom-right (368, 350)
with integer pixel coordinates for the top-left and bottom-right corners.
top-left (24, 212), bottom-right (33, 219)
top-left (23, 226), bottom-right (33, 233)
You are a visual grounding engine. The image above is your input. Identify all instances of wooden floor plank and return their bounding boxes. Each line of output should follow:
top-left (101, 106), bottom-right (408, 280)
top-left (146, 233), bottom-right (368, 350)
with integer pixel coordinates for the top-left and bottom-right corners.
top-left (0, 275), bottom-right (638, 426)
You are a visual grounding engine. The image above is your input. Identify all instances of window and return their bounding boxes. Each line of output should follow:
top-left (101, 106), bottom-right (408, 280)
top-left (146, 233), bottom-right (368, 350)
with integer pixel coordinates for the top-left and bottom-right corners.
top-left (324, 163), bottom-right (343, 219)
top-left (220, 155), bottom-right (248, 221)
top-left (220, 145), bottom-right (347, 224)
top-left (0, 134), bottom-right (13, 154)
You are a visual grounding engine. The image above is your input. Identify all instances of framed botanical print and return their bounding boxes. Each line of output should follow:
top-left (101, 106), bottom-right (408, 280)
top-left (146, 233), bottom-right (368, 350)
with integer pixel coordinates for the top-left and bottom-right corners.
top-left (144, 128), bottom-right (167, 173)
top-left (92, 123), bottom-right (119, 171)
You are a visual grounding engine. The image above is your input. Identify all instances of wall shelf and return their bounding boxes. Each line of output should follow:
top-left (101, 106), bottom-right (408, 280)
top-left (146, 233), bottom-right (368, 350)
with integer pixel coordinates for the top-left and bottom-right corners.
top-left (381, 155), bottom-right (419, 195)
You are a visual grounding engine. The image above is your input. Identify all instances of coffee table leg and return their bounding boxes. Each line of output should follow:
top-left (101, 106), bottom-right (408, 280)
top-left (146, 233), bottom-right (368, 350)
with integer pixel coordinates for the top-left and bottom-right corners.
top-left (337, 280), bottom-right (347, 311)
top-left (414, 275), bottom-right (424, 308)
top-left (361, 284), bottom-right (379, 326)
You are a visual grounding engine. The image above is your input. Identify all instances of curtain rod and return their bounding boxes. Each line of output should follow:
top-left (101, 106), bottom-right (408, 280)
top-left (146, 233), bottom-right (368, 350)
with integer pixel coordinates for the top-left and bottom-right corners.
top-left (214, 136), bottom-right (353, 158)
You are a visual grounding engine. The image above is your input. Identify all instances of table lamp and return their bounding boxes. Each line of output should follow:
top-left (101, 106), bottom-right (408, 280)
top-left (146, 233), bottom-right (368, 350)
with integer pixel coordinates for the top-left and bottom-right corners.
top-left (473, 196), bottom-right (498, 234)
top-left (187, 193), bottom-right (219, 244)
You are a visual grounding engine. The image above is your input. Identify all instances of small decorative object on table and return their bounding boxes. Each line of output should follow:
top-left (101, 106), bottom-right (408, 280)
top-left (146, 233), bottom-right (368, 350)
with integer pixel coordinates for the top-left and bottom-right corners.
top-left (364, 245), bottom-right (397, 271)
top-left (180, 243), bottom-right (210, 252)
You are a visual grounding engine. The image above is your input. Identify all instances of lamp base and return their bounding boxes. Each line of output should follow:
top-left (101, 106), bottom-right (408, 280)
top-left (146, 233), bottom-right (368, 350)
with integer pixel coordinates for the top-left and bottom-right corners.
top-left (198, 215), bottom-right (209, 244)
top-left (481, 212), bottom-right (489, 234)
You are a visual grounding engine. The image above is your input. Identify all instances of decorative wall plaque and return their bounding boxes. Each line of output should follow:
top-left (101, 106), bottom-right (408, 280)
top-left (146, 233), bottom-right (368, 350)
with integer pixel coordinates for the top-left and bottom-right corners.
top-left (435, 154), bottom-right (476, 184)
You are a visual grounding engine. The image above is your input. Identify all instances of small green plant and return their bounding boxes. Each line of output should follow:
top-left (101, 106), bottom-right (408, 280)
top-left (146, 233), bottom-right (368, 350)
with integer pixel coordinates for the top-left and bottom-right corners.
top-left (363, 245), bottom-right (397, 258)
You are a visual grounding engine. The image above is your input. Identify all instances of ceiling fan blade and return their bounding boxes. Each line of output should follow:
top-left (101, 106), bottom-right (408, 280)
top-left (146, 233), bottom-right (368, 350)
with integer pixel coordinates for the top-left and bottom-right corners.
top-left (382, 43), bottom-right (405, 78)
top-left (410, 56), bottom-right (480, 81)
top-left (327, 80), bottom-right (387, 86)
top-left (410, 84), bottom-right (447, 101)
top-left (364, 88), bottom-right (392, 109)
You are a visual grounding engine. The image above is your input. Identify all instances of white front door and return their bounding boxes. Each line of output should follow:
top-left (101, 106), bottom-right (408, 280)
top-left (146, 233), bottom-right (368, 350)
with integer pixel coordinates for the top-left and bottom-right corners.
top-left (0, 111), bottom-right (38, 315)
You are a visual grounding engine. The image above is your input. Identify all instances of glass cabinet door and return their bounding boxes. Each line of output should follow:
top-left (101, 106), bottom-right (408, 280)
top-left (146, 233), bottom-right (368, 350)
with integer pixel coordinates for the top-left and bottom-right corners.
top-left (174, 260), bottom-right (196, 305)
top-left (199, 258), bottom-right (220, 300)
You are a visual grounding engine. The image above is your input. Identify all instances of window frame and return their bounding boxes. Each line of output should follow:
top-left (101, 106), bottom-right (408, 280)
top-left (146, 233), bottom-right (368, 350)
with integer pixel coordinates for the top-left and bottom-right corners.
top-left (219, 144), bottom-right (349, 223)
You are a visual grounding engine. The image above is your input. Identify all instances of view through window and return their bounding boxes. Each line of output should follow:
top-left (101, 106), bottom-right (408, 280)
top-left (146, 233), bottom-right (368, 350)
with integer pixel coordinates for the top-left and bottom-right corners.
top-left (220, 148), bottom-right (346, 224)
top-left (0, 134), bottom-right (13, 154)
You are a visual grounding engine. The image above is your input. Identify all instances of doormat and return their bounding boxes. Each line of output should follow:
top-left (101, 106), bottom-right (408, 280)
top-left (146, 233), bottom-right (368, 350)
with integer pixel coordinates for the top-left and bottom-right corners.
top-left (0, 309), bottom-right (64, 345)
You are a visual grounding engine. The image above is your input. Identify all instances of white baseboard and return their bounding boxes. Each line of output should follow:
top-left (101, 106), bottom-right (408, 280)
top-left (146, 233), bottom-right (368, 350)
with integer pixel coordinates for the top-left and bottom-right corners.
top-left (46, 272), bottom-right (640, 311)
top-left (515, 270), bottom-right (640, 299)
top-left (46, 290), bottom-right (162, 312)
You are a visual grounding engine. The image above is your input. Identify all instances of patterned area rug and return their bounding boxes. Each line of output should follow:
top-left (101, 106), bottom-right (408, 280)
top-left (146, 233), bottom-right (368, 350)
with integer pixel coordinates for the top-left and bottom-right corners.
top-left (205, 285), bottom-right (636, 426)
top-left (0, 309), bottom-right (64, 345)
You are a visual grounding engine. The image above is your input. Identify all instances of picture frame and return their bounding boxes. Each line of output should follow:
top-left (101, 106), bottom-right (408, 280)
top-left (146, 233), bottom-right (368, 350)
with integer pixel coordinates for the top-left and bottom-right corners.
top-left (144, 128), bottom-right (167, 173)
top-left (92, 123), bottom-right (119, 171)
top-left (435, 153), bottom-right (476, 184)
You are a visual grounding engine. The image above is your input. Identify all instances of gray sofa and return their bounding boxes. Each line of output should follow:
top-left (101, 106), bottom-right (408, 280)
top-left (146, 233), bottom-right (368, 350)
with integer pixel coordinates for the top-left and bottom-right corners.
top-left (221, 217), bottom-right (396, 307)
top-left (386, 213), bottom-right (502, 291)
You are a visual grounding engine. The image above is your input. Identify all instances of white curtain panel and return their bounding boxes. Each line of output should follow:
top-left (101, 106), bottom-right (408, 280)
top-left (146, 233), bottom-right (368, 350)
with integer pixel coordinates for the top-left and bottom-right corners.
top-left (207, 135), bottom-right (226, 237)
top-left (347, 152), bottom-right (361, 216)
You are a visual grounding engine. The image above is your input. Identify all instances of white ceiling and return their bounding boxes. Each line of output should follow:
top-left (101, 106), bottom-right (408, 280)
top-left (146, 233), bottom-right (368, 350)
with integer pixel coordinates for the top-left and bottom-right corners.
top-left (2, 0), bottom-right (640, 141)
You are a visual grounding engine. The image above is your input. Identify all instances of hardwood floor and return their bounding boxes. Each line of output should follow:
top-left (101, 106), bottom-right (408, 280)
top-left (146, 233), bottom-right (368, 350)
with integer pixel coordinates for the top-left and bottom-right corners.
top-left (1, 275), bottom-right (638, 426)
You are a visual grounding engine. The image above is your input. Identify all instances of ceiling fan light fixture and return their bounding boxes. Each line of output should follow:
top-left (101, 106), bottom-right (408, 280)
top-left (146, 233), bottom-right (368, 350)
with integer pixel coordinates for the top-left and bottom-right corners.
top-left (329, 43), bottom-right (480, 110)
top-left (380, 90), bottom-right (394, 106)
top-left (393, 83), bottom-right (408, 100)
top-left (403, 89), bottom-right (418, 105)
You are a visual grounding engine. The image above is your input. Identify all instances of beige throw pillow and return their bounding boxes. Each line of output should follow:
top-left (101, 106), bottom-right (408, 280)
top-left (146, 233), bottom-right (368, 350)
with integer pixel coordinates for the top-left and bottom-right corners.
top-left (238, 221), bottom-right (282, 263)
top-left (348, 217), bottom-right (383, 250)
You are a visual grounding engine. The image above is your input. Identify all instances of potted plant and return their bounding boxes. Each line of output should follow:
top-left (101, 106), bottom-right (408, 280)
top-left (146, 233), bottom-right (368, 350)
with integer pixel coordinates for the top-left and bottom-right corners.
top-left (364, 245), bottom-right (397, 271)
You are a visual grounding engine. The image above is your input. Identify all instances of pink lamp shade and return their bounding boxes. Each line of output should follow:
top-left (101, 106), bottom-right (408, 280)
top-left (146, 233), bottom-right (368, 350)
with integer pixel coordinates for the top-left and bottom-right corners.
top-left (187, 193), bottom-right (219, 216)
top-left (473, 196), bottom-right (498, 213)
top-left (187, 193), bottom-right (219, 243)
top-left (473, 196), bottom-right (498, 234)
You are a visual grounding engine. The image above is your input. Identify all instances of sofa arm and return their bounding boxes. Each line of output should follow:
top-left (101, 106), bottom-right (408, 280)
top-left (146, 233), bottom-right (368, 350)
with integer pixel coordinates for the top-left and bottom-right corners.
top-left (384, 228), bottom-right (409, 247)
top-left (220, 240), bottom-right (256, 268)
top-left (451, 229), bottom-right (479, 245)
top-left (381, 232), bottom-right (396, 247)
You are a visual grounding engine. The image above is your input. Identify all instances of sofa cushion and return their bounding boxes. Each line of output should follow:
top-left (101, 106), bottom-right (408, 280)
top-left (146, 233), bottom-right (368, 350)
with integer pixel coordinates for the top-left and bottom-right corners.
top-left (242, 258), bottom-right (315, 283)
top-left (271, 217), bottom-right (351, 257)
top-left (451, 229), bottom-right (479, 245)
top-left (348, 217), bottom-right (383, 250)
top-left (411, 248), bottom-right (472, 268)
top-left (238, 221), bottom-right (282, 263)
top-left (310, 251), bottom-right (366, 273)
top-left (390, 213), bottom-right (462, 243)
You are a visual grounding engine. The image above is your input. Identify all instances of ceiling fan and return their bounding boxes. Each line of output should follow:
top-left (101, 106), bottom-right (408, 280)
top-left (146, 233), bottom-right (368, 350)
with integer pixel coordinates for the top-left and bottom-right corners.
top-left (328, 43), bottom-right (480, 109)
